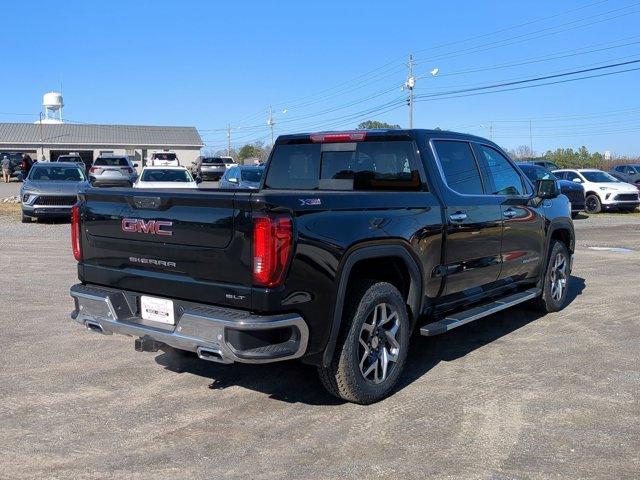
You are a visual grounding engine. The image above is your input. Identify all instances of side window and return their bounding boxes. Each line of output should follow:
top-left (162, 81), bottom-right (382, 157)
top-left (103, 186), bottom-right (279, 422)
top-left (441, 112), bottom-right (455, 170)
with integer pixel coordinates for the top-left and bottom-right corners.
top-left (433, 140), bottom-right (484, 195)
top-left (478, 145), bottom-right (525, 196)
top-left (564, 171), bottom-right (580, 182)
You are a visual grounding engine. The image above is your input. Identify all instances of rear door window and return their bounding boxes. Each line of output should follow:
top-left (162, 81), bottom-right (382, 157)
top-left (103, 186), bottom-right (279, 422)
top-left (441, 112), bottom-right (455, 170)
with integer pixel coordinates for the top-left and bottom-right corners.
top-left (433, 140), bottom-right (484, 195)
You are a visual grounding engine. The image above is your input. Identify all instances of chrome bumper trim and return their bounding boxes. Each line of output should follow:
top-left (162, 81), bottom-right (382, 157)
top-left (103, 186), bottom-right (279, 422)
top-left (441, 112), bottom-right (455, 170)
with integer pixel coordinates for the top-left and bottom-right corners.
top-left (70, 283), bottom-right (309, 364)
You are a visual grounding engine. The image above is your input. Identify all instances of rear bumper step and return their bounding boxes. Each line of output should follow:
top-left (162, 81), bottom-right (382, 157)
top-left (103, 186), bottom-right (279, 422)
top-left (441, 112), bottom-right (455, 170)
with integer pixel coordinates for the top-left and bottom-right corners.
top-left (420, 288), bottom-right (541, 336)
top-left (70, 283), bottom-right (309, 364)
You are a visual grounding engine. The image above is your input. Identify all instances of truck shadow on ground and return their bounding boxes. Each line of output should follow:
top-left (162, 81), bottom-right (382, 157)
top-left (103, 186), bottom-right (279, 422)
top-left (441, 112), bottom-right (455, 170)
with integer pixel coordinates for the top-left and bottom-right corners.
top-left (155, 275), bottom-right (586, 406)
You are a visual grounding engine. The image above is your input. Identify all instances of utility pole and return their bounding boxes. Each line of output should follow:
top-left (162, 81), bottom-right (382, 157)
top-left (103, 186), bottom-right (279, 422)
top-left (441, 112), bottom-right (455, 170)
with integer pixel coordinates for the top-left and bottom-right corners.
top-left (529, 119), bottom-right (533, 155)
top-left (406, 54), bottom-right (415, 129)
top-left (227, 124), bottom-right (231, 157)
top-left (38, 112), bottom-right (44, 160)
top-left (267, 106), bottom-right (275, 146)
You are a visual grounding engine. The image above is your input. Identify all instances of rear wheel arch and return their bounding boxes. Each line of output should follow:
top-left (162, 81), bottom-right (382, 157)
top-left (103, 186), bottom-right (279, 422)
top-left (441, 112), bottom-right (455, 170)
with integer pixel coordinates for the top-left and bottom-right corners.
top-left (322, 242), bottom-right (422, 367)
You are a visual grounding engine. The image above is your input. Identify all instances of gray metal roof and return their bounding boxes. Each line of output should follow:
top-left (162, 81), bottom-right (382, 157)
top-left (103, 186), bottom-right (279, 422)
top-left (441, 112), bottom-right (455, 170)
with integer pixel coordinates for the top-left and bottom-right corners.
top-left (0, 123), bottom-right (203, 147)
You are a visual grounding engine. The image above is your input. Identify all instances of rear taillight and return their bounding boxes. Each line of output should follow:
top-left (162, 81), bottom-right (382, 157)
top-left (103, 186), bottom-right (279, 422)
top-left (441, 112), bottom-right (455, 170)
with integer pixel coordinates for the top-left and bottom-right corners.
top-left (89, 167), bottom-right (102, 174)
top-left (252, 214), bottom-right (293, 287)
top-left (71, 204), bottom-right (82, 261)
top-left (310, 131), bottom-right (367, 143)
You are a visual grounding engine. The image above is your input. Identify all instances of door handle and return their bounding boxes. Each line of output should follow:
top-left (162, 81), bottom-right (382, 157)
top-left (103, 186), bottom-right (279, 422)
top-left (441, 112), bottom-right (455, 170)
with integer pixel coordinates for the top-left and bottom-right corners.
top-left (503, 208), bottom-right (517, 218)
top-left (449, 212), bottom-right (468, 222)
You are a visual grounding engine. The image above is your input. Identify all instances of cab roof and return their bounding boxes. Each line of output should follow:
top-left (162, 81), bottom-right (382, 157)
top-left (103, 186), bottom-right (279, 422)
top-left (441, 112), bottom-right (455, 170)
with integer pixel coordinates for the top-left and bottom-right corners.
top-left (275, 128), bottom-right (493, 145)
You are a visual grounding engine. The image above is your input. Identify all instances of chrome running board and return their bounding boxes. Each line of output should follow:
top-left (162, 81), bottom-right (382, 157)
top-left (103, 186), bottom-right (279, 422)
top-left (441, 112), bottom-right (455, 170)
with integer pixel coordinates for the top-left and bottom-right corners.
top-left (420, 288), bottom-right (541, 336)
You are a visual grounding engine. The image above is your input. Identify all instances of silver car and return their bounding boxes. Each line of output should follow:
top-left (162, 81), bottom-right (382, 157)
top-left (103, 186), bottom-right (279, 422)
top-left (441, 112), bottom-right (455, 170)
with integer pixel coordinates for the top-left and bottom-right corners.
top-left (20, 162), bottom-right (88, 223)
top-left (609, 164), bottom-right (640, 187)
top-left (89, 155), bottom-right (138, 186)
top-left (219, 165), bottom-right (264, 189)
top-left (193, 157), bottom-right (226, 181)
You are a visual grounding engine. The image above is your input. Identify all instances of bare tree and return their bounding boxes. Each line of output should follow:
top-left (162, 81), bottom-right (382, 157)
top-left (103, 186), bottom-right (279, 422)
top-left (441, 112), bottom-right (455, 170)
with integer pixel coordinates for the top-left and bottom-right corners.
top-left (507, 145), bottom-right (536, 160)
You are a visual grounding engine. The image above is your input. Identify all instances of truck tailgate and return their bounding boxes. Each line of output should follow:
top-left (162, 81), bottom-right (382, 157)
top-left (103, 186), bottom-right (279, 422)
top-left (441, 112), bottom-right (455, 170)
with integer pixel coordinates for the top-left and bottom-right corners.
top-left (78, 188), bottom-right (253, 308)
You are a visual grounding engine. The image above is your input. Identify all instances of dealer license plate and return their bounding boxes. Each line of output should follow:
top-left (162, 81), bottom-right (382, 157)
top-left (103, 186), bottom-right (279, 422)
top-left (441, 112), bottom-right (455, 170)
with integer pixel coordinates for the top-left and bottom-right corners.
top-left (140, 296), bottom-right (175, 325)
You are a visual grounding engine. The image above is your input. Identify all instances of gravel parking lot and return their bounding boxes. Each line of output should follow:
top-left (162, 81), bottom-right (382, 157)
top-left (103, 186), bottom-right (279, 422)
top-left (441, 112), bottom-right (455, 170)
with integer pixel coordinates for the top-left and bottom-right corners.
top-left (0, 200), bottom-right (638, 479)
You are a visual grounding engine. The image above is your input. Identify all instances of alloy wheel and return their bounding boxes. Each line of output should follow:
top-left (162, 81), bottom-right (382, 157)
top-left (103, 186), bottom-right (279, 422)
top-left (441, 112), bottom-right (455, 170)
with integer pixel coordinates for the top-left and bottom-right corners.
top-left (358, 302), bottom-right (401, 384)
top-left (549, 252), bottom-right (567, 302)
top-left (585, 196), bottom-right (598, 213)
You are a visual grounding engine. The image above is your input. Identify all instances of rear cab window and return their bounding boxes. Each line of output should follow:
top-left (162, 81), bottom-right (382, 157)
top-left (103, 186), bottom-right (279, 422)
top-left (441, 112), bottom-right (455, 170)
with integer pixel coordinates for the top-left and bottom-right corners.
top-left (264, 139), bottom-right (421, 191)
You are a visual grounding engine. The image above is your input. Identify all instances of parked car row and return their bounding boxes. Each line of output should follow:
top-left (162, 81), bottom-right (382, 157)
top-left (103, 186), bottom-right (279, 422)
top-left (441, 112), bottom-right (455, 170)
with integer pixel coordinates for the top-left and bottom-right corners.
top-left (554, 168), bottom-right (640, 214)
top-left (17, 145), bottom-right (639, 223)
top-left (518, 160), bottom-right (640, 215)
top-left (517, 163), bottom-right (586, 218)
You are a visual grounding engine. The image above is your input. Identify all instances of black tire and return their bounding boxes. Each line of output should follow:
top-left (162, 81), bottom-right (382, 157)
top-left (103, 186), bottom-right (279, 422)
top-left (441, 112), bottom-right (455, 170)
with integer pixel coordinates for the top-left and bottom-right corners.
top-left (585, 194), bottom-right (601, 214)
top-left (21, 213), bottom-right (31, 223)
top-left (317, 280), bottom-right (410, 404)
top-left (532, 240), bottom-right (571, 313)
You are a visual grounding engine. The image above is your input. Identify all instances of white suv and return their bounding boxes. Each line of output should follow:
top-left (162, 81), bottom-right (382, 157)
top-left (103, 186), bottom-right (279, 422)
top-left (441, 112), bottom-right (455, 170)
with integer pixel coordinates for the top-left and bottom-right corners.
top-left (221, 156), bottom-right (238, 169)
top-left (148, 152), bottom-right (179, 166)
top-left (553, 168), bottom-right (639, 213)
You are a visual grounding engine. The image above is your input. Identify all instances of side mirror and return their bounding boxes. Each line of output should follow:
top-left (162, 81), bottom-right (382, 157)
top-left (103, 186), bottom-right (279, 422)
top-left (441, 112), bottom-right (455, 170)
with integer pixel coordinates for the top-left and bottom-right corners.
top-left (536, 179), bottom-right (560, 199)
top-left (572, 177), bottom-right (582, 183)
top-left (133, 163), bottom-right (139, 168)
top-left (195, 176), bottom-right (202, 184)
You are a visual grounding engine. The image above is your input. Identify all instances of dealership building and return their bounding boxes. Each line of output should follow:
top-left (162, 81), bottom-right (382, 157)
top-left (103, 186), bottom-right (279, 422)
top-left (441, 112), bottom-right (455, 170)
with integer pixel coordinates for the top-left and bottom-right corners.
top-left (0, 122), bottom-right (203, 167)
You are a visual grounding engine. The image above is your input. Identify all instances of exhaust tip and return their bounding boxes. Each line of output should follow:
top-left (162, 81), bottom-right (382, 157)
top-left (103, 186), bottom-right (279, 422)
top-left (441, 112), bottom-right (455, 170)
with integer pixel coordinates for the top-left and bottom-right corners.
top-left (85, 321), bottom-right (104, 334)
top-left (196, 347), bottom-right (226, 363)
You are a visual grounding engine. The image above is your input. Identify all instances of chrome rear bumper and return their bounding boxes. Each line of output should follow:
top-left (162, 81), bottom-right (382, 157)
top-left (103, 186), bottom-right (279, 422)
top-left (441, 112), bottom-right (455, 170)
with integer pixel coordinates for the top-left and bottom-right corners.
top-left (70, 283), bottom-right (309, 364)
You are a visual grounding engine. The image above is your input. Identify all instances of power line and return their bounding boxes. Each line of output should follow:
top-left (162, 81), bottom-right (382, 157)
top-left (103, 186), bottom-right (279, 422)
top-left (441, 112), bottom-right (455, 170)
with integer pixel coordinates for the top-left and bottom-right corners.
top-left (414, 35), bottom-right (640, 80)
top-left (412, 2), bottom-right (640, 64)
top-left (412, 0), bottom-right (611, 55)
top-left (414, 59), bottom-right (640, 101)
top-left (206, 2), bottom-right (627, 128)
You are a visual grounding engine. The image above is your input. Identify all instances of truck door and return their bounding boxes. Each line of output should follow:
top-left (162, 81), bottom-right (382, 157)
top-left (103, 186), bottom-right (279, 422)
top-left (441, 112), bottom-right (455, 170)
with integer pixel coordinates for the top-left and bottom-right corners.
top-left (431, 139), bottom-right (503, 296)
top-left (473, 143), bottom-right (545, 283)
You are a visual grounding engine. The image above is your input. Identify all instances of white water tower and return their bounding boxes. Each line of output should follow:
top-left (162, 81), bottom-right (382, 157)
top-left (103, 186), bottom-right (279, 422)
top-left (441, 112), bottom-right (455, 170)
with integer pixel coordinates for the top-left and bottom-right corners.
top-left (41, 91), bottom-right (64, 123)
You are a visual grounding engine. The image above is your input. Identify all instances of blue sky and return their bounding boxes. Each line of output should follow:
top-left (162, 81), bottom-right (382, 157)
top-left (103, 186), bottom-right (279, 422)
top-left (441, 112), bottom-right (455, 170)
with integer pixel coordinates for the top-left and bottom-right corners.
top-left (2, 0), bottom-right (640, 155)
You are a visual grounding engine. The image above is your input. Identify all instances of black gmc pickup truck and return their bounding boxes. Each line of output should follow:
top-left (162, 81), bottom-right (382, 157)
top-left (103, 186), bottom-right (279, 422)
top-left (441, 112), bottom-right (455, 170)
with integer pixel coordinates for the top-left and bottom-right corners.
top-left (69, 129), bottom-right (574, 404)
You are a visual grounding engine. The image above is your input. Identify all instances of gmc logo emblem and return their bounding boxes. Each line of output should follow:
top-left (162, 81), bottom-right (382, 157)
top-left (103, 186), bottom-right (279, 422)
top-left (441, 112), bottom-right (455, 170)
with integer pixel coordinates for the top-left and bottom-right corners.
top-left (121, 218), bottom-right (173, 236)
